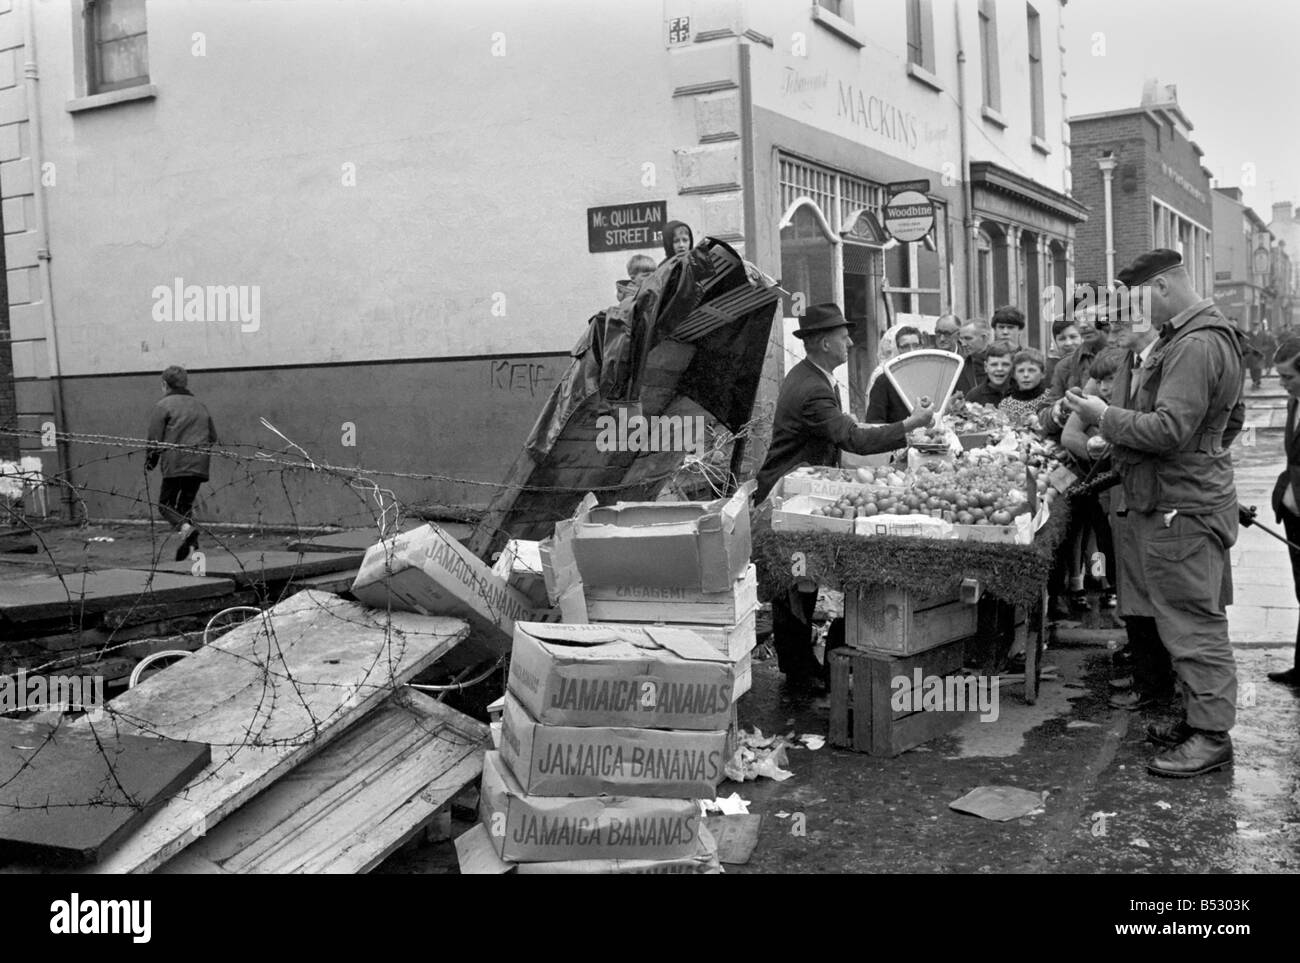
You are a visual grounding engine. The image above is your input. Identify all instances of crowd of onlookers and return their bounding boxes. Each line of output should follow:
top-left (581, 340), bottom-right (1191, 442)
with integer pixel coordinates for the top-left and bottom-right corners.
top-left (872, 300), bottom-right (1175, 619)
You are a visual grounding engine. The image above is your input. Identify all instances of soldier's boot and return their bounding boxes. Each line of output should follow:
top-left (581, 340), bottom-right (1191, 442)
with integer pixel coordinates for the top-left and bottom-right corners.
top-left (1147, 731), bottom-right (1233, 778)
top-left (1146, 719), bottom-right (1194, 747)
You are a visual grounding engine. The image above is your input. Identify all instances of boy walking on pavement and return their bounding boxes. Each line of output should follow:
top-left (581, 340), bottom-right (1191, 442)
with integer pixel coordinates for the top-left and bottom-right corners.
top-left (146, 366), bottom-right (219, 561)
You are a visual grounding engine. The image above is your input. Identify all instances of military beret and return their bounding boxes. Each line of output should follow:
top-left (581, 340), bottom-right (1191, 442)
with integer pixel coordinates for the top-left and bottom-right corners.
top-left (1117, 248), bottom-right (1182, 287)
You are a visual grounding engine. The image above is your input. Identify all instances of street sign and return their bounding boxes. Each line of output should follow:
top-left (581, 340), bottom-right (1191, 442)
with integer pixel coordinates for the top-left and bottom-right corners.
top-left (666, 17), bottom-right (691, 45)
top-left (586, 201), bottom-right (667, 253)
top-left (883, 189), bottom-right (934, 243)
top-left (887, 179), bottom-right (931, 194)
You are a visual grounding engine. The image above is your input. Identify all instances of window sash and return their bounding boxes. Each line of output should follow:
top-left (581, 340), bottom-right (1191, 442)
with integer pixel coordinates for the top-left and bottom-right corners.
top-left (87, 0), bottom-right (150, 94)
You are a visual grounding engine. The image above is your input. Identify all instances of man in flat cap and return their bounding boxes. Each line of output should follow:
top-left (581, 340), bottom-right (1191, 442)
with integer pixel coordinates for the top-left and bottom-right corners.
top-left (1064, 249), bottom-right (1247, 778)
top-left (756, 303), bottom-right (935, 688)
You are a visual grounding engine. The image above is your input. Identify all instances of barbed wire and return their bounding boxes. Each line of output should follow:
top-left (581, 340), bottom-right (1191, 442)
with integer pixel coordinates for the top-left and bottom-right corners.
top-left (0, 403), bottom-right (764, 845)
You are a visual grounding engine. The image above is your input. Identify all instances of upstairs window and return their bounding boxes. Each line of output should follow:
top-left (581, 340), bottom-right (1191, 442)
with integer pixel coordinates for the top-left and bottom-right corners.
top-left (906, 0), bottom-right (935, 73)
top-left (979, 0), bottom-right (1001, 112)
top-left (1026, 4), bottom-right (1045, 139)
top-left (85, 0), bottom-right (150, 95)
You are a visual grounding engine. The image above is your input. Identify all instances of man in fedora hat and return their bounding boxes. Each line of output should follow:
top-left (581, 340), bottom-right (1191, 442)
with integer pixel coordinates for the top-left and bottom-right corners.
top-left (1064, 249), bottom-right (1247, 778)
top-left (757, 302), bottom-right (935, 687)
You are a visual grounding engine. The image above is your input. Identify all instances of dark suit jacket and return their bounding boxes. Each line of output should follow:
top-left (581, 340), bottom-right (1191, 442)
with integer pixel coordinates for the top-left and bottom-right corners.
top-left (1274, 397), bottom-right (1300, 523)
top-left (756, 359), bottom-right (907, 501)
top-left (864, 374), bottom-right (910, 425)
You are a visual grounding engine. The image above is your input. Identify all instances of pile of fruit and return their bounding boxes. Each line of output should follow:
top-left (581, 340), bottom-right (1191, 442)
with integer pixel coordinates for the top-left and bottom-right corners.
top-left (907, 426), bottom-right (951, 448)
top-left (946, 402), bottom-right (1008, 433)
top-left (788, 464), bottom-right (907, 487)
top-left (909, 452), bottom-right (1035, 526)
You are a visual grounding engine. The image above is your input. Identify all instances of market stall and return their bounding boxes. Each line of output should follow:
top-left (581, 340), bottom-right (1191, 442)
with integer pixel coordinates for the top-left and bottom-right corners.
top-left (750, 398), bottom-right (1076, 753)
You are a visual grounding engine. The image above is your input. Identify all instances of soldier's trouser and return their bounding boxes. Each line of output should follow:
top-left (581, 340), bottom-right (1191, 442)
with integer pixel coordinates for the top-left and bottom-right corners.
top-left (1124, 507), bottom-right (1238, 732)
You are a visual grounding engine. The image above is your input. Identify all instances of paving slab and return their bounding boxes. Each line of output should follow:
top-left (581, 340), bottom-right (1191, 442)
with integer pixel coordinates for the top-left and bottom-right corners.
top-left (144, 550), bottom-right (362, 588)
top-left (0, 718), bottom-right (210, 866)
top-left (0, 568), bottom-right (235, 625)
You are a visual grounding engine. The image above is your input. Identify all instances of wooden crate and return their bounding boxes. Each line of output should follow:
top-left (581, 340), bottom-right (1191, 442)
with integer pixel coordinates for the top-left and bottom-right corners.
top-left (828, 639), bottom-right (975, 756)
top-left (845, 584), bottom-right (978, 656)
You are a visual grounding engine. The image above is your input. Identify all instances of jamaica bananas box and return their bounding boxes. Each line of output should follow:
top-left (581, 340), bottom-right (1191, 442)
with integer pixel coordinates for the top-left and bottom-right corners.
top-left (454, 821), bottom-right (721, 874)
top-left (498, 693), bottom-right (727, 798)
top-left (566, 483), bottom-right (754, 594)
top-left (478, 751), bottom-right (701, 863)
top-left (508, 621), bottom-right (734, 731)
top-left (351, 523), bottom-right (551, 652)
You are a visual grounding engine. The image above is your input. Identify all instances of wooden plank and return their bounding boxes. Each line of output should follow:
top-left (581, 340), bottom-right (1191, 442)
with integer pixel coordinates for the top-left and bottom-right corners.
top-left (888, 707), bottom-right (969, 756)
top-left (6, 590), bottom-right (470, 875)
top-left (0, 569), bottom-right (236, 625)
top-left (287, 526), bottom-right (420, 554)
top-left (161, 691), bottom-right (488, 874)
top-left (100, 589), bottom-right (263, 630)
top-left (868, 656), bottom-right (894, 755)
top-left (0, 718), bottom-right (210, 866)
top-left (290, 568), bottom-right (360, 594)
top-left (144, 551), bottom-right (362, 588)
top-left (828, 650), bottom-right (851, 747)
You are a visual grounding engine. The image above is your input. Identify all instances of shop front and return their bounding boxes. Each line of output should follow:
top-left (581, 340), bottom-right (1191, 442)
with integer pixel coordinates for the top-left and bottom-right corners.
top-left (969, 162), bottom-right (1087, 350)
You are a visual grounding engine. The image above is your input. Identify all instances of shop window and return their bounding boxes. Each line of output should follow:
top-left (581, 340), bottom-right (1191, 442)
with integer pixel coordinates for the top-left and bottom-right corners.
top-left (978, 0), bottom-right (1001, 112)
top-left (817, 0), bottom-right (847, 18)
top-left (885, 234), bottom-right (942, 317)
top-left (84, 0), bottom-right (150, 94)
top-left (779, 203), bottom-right (837, 319)
top-left (1026, 4), bottom-right (1044, 140)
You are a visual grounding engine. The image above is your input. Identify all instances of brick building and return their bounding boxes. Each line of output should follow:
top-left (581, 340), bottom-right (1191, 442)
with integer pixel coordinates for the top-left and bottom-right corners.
top-left (1069, 81), bottom-right (1214, 293)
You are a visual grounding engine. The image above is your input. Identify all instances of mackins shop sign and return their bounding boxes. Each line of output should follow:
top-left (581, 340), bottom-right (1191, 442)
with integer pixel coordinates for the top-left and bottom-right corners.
top-left (836, 81), bottom-right (921, 151)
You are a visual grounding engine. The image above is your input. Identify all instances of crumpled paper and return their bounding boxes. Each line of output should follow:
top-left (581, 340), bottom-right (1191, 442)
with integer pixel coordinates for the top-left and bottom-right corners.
top-left (949, 786), bottom-right (1048, 821)
top-left (701, 792), bottom-right (750, 816)
top-left (725, 727), bottom-right (796, 783)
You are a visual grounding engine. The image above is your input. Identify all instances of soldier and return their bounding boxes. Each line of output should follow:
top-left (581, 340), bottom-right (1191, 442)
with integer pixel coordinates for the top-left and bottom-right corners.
top-left (1063, 250), bottom-right (1246, 778)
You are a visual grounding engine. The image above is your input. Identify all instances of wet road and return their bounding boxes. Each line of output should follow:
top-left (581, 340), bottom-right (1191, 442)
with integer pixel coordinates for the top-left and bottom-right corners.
top-left (730, 646), bottom-right (1298, 874)
top-left (730, 425), bottom-right (1299, 874)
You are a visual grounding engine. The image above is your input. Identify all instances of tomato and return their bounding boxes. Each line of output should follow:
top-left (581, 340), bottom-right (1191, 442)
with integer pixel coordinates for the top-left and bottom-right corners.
top-left (991, 510), bottom-right (1013, 525)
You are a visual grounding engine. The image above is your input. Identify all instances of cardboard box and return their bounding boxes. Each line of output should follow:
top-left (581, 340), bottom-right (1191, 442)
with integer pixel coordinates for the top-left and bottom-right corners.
top-left (498, 693), bottom-right (727, 798)
top-left (477, 752), bottom-right (701, 863)
top-left (351, 524), bottom-right (551, 651)
top-left (583, 564), bottom-right (757, 626)
top-left (454, 821), bottom-right (721, 874)
top-left (732, 653), bottom-right (752, 699)
top-left (770, 493), bottom-right (856, 535)
top-left (492, 539), bottom-right (551, 611)
top-left (567, 483), bottom-right (754, 594)
top-left (950, 511), bottom-right (1034, 545)
top-left (854, 514), bottom-right (954, 540)
top-left (508, 621), bottom-right (734, 731)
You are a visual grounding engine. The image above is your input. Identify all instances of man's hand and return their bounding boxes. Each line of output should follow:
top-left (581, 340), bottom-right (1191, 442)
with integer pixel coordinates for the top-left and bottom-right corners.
top-left (1063, 387), bottom-right (1107, 426)
top-left (903, 398), bottom-right (936, 430)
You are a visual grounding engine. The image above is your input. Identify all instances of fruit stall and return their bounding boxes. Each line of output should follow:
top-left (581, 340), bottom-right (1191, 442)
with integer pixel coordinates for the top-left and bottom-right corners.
top-left (751, 401), bottom-right (1076, 754)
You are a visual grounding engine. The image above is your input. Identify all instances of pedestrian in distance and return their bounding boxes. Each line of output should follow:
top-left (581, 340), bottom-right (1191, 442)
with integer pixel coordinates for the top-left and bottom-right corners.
top-left (145, 365), bottom-right (219, 562)
top-left (1064, 249), bottom-right (1247, 778)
